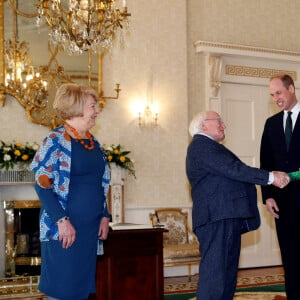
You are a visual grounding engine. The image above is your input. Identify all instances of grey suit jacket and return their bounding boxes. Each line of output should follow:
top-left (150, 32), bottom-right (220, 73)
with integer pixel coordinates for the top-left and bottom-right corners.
top-left (186, 134), bottom-right (269, 232)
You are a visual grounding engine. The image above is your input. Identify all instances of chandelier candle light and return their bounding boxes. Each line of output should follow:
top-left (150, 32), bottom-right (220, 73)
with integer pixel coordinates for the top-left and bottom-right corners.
top-left (1, 0), bottom-right (48, 107)
top-left (36, 0), bottom-right (131, 55)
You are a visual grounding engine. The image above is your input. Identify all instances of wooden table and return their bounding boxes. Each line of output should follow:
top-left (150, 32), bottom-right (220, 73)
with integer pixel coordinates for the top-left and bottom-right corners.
top-left (89, 228), bottom-right (165, 300)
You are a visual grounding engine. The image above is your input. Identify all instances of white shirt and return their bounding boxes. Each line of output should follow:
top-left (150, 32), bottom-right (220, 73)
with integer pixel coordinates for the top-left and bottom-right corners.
top-left (283, 101), bottom-right (300, 131)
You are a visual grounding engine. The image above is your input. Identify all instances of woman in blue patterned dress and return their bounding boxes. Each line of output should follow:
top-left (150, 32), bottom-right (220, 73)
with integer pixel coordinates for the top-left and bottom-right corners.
top-left (30, 83), bottom-right (110, 300)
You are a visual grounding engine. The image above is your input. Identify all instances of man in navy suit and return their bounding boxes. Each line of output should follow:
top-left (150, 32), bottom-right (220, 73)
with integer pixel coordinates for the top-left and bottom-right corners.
top-left (260, 74), bottom-right (300, 300)
top-left (186, 111), bottom-right (289, 300)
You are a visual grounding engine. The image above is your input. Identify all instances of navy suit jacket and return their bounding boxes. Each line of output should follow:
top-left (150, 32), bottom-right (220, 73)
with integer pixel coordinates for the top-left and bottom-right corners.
top-left (260, 110), bottom-right (300, 212)
top-left (186, 134), bottom-right (269, 233)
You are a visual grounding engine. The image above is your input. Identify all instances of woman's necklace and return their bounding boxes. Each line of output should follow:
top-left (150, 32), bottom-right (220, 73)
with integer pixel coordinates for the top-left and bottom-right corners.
top-left (64, 122), bottom-right (95, 151)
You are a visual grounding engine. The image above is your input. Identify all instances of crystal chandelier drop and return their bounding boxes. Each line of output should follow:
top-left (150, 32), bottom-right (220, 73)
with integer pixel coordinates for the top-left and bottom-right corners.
top-left (36, 0), bottom-right (131, 55)
top-left (2, 0), bottom-right (48, 109)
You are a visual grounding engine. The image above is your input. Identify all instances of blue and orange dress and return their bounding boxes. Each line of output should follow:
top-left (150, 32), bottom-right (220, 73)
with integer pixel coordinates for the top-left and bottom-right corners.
top-left (30, 126), bottom-right (110, 300)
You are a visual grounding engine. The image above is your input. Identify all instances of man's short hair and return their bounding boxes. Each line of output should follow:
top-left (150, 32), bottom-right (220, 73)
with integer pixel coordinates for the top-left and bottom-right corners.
top-left (270, 74), bottom-right (295, 90)
top-left (189, 112), bottom-right (207, 137)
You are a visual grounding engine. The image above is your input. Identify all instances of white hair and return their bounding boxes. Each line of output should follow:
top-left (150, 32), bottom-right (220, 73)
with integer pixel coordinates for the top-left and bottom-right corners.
top-left (188, 111), bottom-right (207, 137)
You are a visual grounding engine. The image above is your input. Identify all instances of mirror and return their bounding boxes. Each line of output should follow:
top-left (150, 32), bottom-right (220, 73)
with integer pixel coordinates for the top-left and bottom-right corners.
top-left (0, 0), bottom-right (105, 129)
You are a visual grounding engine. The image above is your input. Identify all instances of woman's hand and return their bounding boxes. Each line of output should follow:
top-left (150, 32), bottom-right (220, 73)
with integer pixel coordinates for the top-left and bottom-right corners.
top-left (57, 218), bottom-right (76, 248)
top-left (98, 217), bottom-right (110, 240)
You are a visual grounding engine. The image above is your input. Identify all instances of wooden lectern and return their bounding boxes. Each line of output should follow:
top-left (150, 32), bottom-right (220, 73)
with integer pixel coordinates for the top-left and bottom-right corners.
top-left (89, 228), bottom-right (165, 300)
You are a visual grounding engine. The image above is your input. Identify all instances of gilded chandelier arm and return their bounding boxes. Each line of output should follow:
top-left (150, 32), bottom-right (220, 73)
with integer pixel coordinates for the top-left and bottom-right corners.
top-left (7, 0), bottom-right (39, 18)
top-left (0, 0), bottom-right (5, 106)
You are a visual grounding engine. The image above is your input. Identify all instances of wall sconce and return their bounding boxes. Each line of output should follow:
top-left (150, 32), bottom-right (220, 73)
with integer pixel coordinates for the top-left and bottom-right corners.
top-left (137, 103), bottom-right (159, 127)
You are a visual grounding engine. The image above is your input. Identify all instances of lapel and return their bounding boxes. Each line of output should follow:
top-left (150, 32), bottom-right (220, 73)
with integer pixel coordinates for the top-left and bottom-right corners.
top-left (290, 110), bottom-right (300, 150)
top-left (292, 111), bottom-right (300, 135)
top-left (273, 111), bottom-right (288, 152)
top-left (275, 111), bottom-right (285, 137)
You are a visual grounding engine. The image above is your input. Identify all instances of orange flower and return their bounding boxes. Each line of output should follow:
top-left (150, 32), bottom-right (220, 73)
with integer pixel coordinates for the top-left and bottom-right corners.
top-left (21, 154), bottom-right (29, 161)
top-left (107, 155), bottom-right (113, 161)
top-left (14, 150), bottom-right (21, 156)
top-left (120, 156), bottom-right (126, 162)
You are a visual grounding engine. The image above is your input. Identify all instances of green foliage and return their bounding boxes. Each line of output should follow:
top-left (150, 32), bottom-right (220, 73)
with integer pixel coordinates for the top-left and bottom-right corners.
top-left (102, 144), bottom-right (136, 178)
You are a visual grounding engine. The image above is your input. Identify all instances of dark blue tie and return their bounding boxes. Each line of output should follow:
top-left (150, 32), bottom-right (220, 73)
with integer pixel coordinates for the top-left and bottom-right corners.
top-left (285, 111), bottom-right (293, 151)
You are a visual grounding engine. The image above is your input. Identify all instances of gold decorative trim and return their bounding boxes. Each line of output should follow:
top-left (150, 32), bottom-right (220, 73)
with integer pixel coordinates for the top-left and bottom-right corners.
top-left (4, 200), bottom-right (41, 209)
top-left (225, 65), bottom-right (297, 81)
top-left (194, 40), bottom-right (300, 57)
top-left (0, 275), bottom-right (44, 298)
top-left (0, 1), bottom-right (4, 106)
top-left (14, 256), bottom-right (41, 266)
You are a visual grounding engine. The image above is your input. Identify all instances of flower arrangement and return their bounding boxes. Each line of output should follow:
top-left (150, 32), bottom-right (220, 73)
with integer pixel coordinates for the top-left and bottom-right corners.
top-left (0, 141), bottom-right (39, 170)
top-left (102, 144), bottom-right (136, 178)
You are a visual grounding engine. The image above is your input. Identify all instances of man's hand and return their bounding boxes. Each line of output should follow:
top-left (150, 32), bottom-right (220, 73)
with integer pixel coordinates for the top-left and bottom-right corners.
top-left (272, 171), bottom-right (290, 188)
top-left (265, 198), bottom-right (279, 219)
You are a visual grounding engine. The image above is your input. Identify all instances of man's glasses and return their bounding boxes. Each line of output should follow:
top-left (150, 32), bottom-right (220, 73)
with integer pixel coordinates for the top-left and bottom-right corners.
top-left (204, 118), bottom-right (224, 124)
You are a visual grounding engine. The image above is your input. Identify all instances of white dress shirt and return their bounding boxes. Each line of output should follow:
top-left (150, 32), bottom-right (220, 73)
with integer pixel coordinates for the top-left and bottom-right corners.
top-left (283, 101), bottom-right (300, 131)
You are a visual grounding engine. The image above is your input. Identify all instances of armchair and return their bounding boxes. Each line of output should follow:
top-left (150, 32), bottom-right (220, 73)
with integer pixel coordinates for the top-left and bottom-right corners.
top-left (149, 208), bottom-right (200, 279)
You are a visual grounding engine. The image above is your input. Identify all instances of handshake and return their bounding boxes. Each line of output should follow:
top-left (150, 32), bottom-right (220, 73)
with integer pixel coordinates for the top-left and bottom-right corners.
top-left (272, 171), bottom-right (290, 189)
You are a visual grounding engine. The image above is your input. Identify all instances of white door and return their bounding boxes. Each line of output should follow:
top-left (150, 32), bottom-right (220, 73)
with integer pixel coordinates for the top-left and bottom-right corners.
top-left (221, 83), bottom-right (282, 268)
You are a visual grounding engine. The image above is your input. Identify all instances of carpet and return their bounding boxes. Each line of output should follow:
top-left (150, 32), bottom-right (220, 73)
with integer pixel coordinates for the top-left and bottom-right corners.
top-left (164, 272), bottom-right (286, 300)
top-left (164, 290), bottom-right (286, 300)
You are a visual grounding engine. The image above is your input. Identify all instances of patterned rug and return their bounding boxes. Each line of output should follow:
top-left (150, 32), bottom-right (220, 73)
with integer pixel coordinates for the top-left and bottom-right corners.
top-left (165, 292), bottom-right (286, 300)
top-left (164, 272), bottom-right (286, 299)
top-left (237, 273), bottom-right (285, 288)
top-left (234, 294), bottom-right (286, 300)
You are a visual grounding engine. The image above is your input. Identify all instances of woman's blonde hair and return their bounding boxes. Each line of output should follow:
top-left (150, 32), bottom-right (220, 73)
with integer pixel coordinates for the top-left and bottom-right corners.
top-left (53, 83), bottom-right (98, 120)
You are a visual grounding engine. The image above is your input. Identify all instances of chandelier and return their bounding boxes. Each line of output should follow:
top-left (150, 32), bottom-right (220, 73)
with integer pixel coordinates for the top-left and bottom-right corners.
top-left (36, 0), bottom-right (131, 55)
top-left (1, 0), bottom-right (48, 111)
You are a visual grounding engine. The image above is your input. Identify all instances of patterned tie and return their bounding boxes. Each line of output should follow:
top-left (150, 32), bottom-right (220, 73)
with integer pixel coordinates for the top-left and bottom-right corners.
top-left (285, 111), bottom-right (293, 151)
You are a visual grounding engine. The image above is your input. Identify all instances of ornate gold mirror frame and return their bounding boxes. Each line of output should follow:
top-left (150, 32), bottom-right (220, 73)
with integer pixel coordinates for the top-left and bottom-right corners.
top-left (0, 1), bottom-right (120, 129)
top-left (0, 1), bottom-right (4, 104)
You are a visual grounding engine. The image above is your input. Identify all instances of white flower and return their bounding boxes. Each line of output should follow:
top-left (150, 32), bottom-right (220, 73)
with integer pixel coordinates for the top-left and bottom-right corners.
top-left (32, 144), bottom-right (39, 151)
top-left (3, 154), bottom-right (11, 161)
top-left (3, 147), bottom-right (11, 152)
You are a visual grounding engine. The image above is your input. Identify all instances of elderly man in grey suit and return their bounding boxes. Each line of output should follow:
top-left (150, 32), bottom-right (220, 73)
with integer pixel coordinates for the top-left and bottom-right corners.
top-left (185, 111), bottom-right (289, 300)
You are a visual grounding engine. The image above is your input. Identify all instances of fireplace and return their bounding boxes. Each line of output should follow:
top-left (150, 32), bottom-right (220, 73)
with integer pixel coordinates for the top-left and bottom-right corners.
top-left (3, 200), bottom-right (41, 277)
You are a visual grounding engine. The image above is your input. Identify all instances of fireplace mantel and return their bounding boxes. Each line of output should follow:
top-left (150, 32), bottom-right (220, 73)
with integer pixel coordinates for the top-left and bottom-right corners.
top-left (4, 200), bottom-right (41, 277)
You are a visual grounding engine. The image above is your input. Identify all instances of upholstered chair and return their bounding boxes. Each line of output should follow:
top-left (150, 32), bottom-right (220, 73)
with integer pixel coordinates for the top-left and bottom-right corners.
top-left (149, 208), bottom-right (201, 280)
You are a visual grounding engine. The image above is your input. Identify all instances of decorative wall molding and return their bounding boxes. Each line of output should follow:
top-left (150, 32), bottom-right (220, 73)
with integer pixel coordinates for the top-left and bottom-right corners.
top-left (209, 55), bottom-right (222, 97)
top-left (225, 65), bottom-right (297, 81)
top-left (195, 40), bottom-right (300, 110)
top-left (194, 40), bottom-right (300, 61)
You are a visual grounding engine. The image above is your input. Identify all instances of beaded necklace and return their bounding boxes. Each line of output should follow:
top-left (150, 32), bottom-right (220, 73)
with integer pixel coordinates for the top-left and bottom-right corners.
top-left (64, 122), bottom-right (95, 151)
